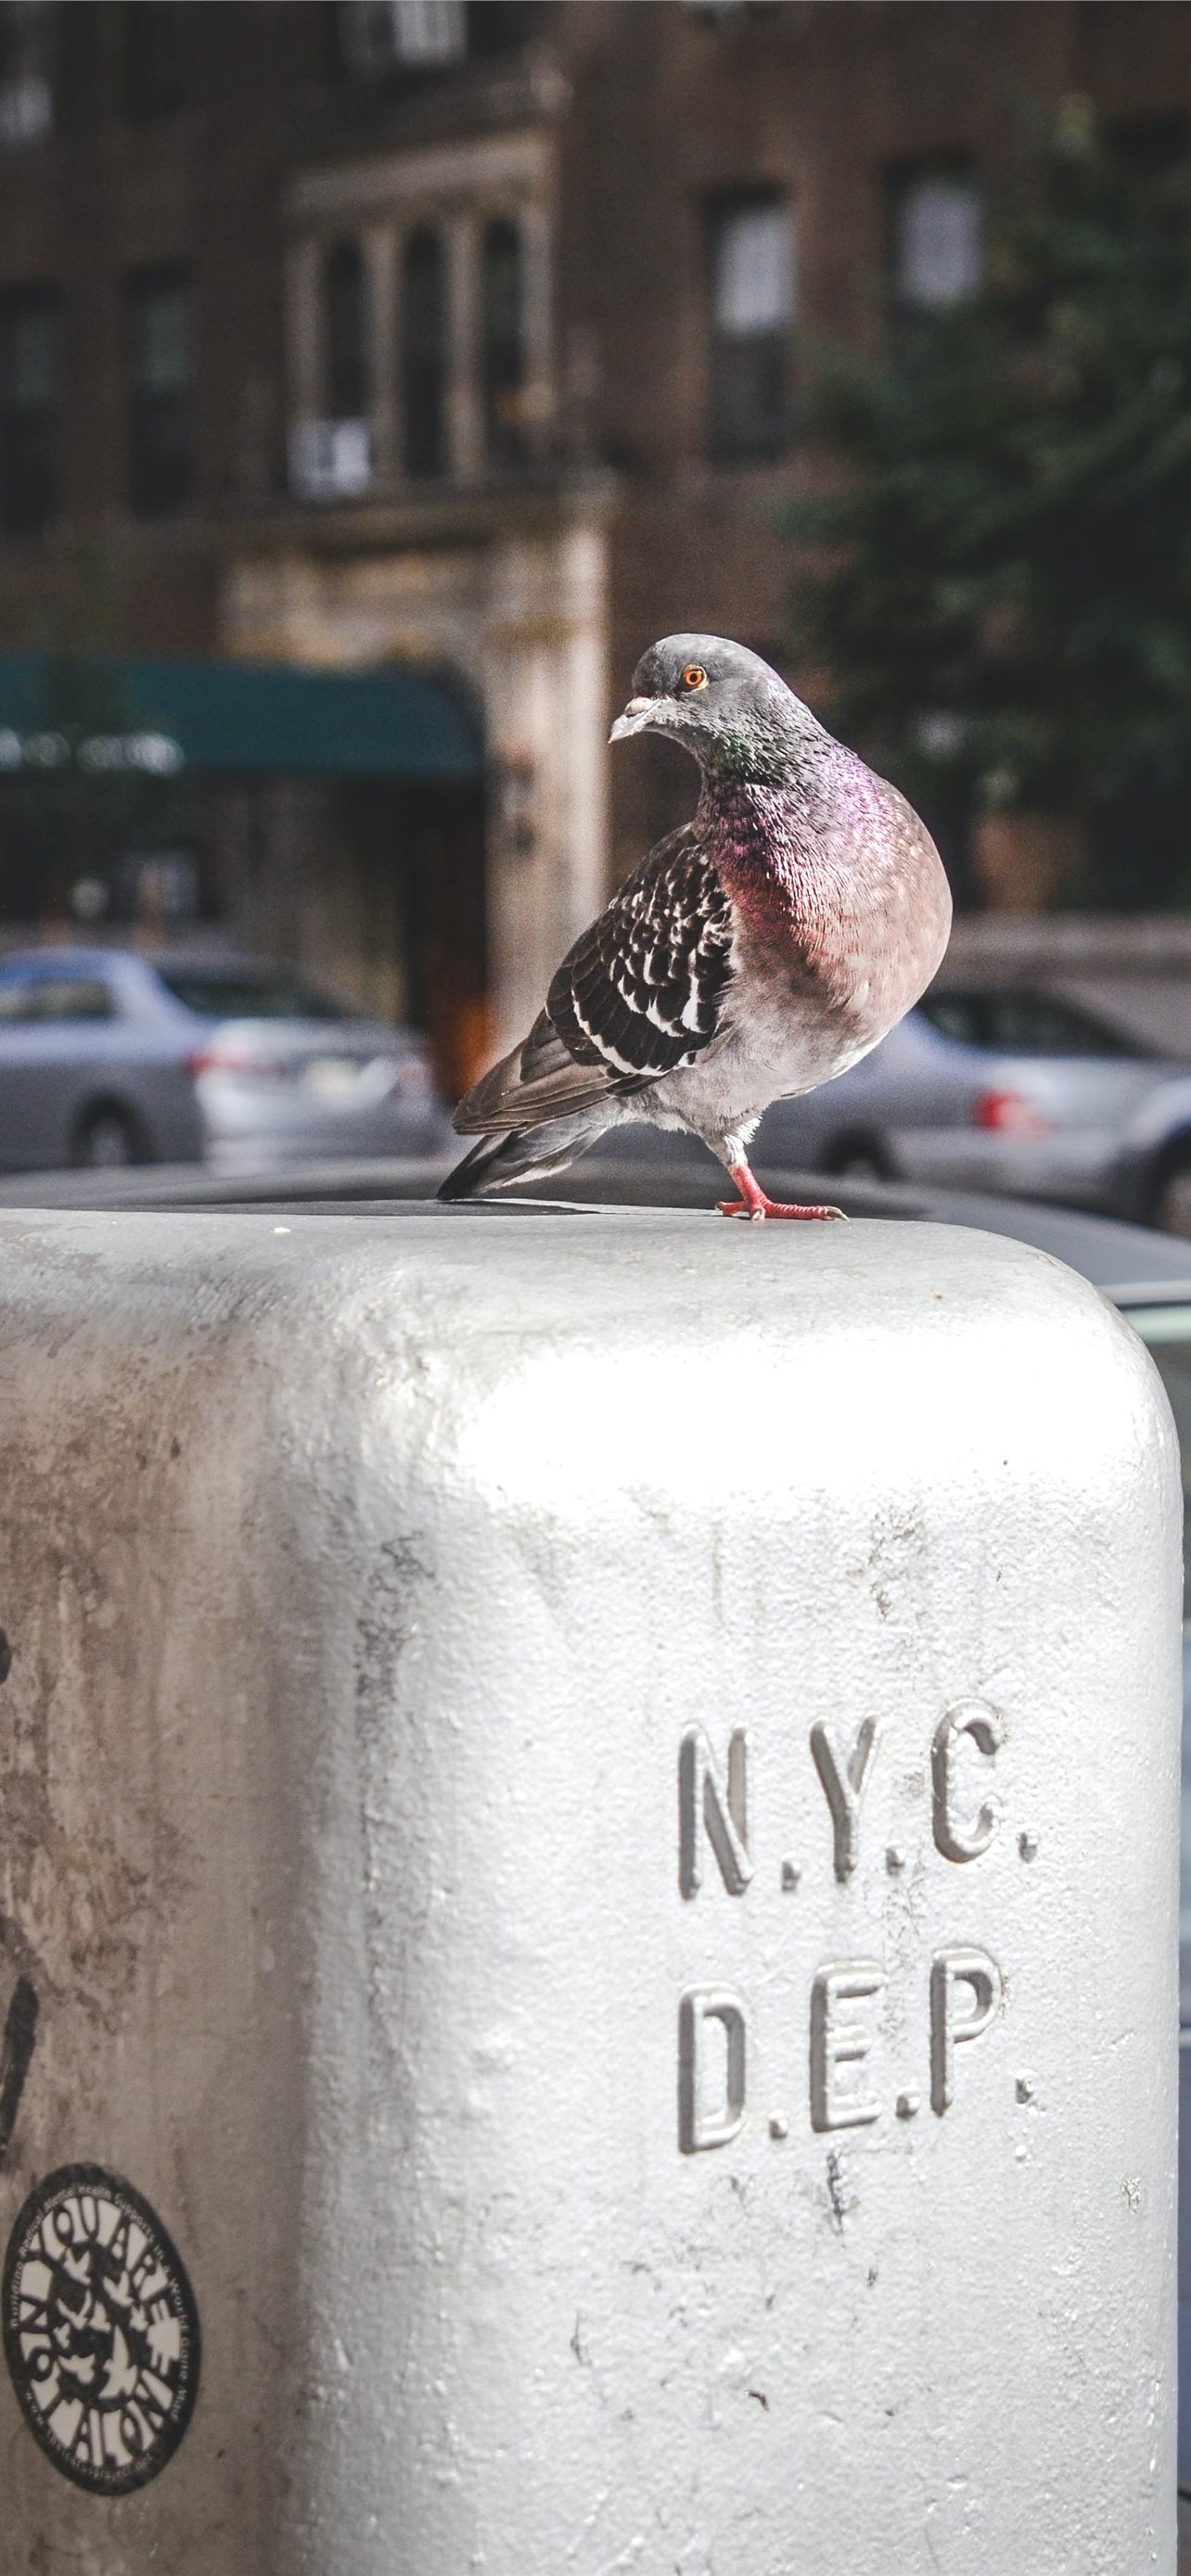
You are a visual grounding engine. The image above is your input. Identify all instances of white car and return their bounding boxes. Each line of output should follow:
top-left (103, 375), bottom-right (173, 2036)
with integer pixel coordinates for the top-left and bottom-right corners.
top-left (0, 948), bottom-right (450, 1171)
top-left (751, 988), bottom-right (1185, 1218)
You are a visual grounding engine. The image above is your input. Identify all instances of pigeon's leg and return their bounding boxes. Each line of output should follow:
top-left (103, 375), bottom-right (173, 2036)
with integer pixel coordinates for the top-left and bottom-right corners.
top-left (716, 1158), bottom-right (846, 1224)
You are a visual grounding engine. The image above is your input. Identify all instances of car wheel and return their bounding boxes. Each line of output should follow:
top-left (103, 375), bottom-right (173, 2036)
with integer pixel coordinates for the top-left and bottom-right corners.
top-left (71, 1107), bottom-right (142, 1170)
top-left (827, 1138), bottom-right (891, 1182)
top-left (1152, 1139), bottom-right (1191, 1236)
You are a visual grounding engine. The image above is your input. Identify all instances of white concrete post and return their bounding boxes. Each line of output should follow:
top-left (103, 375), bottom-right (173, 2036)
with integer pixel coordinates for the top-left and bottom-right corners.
top-left (0, 1211), bottom-right (1178, 2573)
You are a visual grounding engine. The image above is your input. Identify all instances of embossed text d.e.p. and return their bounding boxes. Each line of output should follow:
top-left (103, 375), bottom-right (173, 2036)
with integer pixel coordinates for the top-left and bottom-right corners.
top-left (675, 1702), bottom-right (1012, 2151)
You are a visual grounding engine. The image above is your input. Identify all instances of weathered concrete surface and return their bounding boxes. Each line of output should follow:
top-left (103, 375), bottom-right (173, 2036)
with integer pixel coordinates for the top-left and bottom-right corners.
top-left (0, 1204), bottom-right (1179, 2573)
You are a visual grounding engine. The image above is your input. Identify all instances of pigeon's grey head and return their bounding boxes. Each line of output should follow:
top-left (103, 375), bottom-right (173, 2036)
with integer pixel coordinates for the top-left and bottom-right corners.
top-left (609, 633), bottom-right (828, 782)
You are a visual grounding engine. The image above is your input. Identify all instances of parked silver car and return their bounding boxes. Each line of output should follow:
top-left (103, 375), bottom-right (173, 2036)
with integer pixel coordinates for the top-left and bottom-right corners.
top-left (751, 987), bottom-right (1185, 1218)
top-left (0, 948), bottom-right (449, 1171)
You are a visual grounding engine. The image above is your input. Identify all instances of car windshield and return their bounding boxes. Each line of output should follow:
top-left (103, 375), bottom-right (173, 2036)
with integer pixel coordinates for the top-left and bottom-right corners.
top-left (0, 971), bottom-right (114, 1022)
top-left (919, 991), bottom-right (1157, 1058)
top-left (1122, 1305), bottom-right (1191, 2014)
top-left (157, 969), bottom-right (360, 1022)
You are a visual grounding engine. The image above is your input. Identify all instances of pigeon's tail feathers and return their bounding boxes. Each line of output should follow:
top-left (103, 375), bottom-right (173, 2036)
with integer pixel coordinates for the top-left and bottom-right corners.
top-left (438, 1107), bottom-right (617, 1202)
top-left (453, 1010), bottom-right (640, 1137)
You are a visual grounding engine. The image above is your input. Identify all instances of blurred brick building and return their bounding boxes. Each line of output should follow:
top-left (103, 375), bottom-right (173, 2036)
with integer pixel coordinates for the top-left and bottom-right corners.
top-left (0, 0), bottom-right (1188, 1081)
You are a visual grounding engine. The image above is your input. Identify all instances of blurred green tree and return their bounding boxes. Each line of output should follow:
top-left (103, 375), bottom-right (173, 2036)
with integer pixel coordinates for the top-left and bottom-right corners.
top-left (787, 100), bottom-right (1191, 908)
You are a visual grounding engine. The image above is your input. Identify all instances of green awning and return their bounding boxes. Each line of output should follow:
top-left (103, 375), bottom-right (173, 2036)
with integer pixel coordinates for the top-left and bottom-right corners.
top-left (0, 652), bottom-right (481, 780)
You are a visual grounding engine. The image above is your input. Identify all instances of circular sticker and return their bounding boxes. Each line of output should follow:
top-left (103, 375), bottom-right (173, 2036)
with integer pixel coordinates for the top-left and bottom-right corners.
top-left (3, 2164), bottom-right (199, 2493)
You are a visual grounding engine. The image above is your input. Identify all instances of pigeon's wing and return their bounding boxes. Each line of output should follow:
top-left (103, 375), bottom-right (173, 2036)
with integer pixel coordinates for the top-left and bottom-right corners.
top-left (454, 823), bottom-right (737, 1136)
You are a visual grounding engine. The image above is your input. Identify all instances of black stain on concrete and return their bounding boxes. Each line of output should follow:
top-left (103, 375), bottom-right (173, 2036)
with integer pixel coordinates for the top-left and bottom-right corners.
top-left (0, 1979), bottom-right (38, 2163)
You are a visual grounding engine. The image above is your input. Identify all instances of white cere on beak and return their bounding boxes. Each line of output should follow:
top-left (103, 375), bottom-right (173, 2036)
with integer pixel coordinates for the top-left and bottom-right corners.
top-left (609, 695), bottom-right (661, 743)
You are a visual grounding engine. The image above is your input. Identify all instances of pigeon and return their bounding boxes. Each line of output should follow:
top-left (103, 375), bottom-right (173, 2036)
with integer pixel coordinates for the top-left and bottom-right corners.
top-left (440, 634), bottom-right (953, 1219)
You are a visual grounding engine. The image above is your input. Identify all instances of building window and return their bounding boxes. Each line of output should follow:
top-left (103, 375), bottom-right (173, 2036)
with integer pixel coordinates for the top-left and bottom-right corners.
top-left (330, 1), bottom-right (523, 76)
top-left (888, 161), bottom-right (983, 312)
top-left (292, 240), bottom-right (372, 498)
top-left (124, 1), bottom-right (190, 119)
top-left (401, 229), bottom-right (447, 478)
top-left (708, 193), bottom-right (795, 462)
top-left (481, 219), bottom-right (525, 465)
top-left (0, 1), bottom-right (58, 148)
top-left (127, 268), bottom-right (194, 516)
top-left (324, 239), bottom-right (369, 422)
top-left (0, 288), bottom-right (60, 534)
top-left (337, 1), bottom-right (465, 74)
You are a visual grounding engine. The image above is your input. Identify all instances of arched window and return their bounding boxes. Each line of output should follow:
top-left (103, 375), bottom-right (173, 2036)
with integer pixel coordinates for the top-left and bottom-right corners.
top-left (481, 218), bottom-right (525, 465)
top-left (324, 239), bottom-right (369, 421)
top-left (401, 228), bottom-right (446, 478)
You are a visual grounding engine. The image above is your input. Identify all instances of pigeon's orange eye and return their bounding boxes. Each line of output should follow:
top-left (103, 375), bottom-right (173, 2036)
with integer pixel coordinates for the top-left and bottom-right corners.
top-left (682, 665), bottom-right (709, 691)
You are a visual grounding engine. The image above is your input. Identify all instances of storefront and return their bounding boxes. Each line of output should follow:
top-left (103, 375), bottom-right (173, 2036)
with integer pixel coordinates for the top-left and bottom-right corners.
top-left (0, 649), bottom-right (487, 1095)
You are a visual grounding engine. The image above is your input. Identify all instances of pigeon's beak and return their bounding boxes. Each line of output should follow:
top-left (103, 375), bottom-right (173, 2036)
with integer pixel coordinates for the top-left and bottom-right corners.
top-left (609, 695), bottom-right (660, 743)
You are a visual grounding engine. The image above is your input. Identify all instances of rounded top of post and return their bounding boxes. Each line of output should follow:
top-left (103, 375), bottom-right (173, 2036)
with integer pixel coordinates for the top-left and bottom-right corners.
top-left (0, 1204), bottom-right (1174, 1542)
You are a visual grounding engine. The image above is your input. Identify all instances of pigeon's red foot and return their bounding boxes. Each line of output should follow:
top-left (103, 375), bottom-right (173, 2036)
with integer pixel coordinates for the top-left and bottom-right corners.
top-left (717, 1163), bottom-right (846, 1224)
